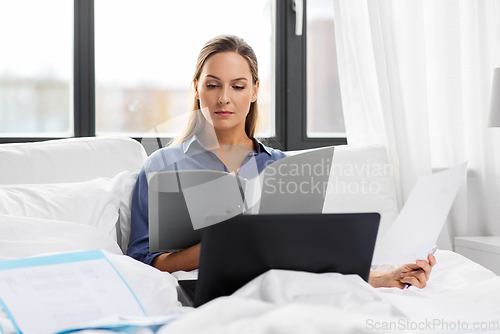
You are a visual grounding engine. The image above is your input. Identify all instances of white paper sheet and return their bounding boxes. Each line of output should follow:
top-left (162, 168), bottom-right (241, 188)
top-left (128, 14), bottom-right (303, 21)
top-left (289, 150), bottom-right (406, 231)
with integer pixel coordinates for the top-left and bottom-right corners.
top-left (0, 250), bottom-right (146, 334)
top-left (371, 162), bottom-right (467, 265)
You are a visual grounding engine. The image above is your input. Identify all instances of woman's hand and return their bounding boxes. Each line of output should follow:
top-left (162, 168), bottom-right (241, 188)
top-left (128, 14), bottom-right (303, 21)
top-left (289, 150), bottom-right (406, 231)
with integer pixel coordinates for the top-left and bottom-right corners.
top-left (152, 243), bottom-right (201, 273)
top-left (369, 254), bottom-right (437, 289)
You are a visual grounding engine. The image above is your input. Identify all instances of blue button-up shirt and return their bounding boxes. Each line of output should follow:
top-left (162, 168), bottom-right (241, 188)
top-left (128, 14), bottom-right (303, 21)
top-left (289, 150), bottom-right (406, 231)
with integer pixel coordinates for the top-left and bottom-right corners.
top-left (127, 134), bottom-right (287, 265)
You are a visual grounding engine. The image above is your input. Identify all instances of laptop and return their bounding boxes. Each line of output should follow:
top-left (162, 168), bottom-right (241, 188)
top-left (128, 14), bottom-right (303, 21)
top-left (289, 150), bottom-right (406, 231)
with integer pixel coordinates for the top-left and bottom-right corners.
top-left (148, 170), bottom-right (246, 252)
top-left (178, 212), bottom-right (380, 307)
top-left (257, 146), bottom-right (334, 214)
top-left (148, 146), bottom-right (335, 252)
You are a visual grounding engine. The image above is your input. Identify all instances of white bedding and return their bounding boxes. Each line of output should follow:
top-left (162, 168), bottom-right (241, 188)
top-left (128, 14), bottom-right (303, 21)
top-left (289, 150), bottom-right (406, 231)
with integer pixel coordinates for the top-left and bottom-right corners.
top-left (0, 214), bottom-right (123, 259)
top-left (2, 137), bottom-right (499, 333)
top-left (1, 217), bottom-right (499, 334)
top-left (160, 250), bottom-right (500, 334)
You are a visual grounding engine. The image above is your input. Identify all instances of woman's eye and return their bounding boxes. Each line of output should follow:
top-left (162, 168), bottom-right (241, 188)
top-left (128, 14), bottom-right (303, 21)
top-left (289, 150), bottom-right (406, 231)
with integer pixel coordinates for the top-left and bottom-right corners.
top-left (233, 86), bottom-right (245, 90)
top-left (206, 84), bottom-right (218, 88)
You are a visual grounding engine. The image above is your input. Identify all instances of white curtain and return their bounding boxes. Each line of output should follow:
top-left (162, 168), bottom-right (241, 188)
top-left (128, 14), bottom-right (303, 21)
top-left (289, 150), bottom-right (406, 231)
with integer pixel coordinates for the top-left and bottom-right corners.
top-left (333, 0), bottom-right (500, 250)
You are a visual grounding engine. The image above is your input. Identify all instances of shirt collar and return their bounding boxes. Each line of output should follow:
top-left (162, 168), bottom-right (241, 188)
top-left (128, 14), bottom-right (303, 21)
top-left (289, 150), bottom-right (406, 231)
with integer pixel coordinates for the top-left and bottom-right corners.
top-left (182, 133), bottom-right (271, 156)
top-left (181, 134), bottom-right (203, 154)
top-left (252, 138), bottom-right (272, 156)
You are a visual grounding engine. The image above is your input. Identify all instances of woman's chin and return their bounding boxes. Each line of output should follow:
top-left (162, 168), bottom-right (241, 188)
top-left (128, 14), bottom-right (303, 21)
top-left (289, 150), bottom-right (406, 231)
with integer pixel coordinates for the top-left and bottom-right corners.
top-left (211, 121), bottom-right (243, 132)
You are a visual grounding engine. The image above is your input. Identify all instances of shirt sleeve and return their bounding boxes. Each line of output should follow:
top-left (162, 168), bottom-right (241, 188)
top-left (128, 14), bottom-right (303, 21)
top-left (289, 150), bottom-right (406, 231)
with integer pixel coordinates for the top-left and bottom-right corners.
top-left (127, 166), bottom-right (165, 265)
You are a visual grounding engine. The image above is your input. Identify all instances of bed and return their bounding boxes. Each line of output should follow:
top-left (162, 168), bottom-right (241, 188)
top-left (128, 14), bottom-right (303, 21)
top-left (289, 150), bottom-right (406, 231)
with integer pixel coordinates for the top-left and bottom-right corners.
top-left (1, 136), bottom-right (499, 333)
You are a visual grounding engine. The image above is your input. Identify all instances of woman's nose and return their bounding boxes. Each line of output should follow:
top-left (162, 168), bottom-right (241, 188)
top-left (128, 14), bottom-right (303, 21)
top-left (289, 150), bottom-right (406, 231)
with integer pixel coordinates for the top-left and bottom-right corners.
top-left (218, 87), bottom-right (230, 105)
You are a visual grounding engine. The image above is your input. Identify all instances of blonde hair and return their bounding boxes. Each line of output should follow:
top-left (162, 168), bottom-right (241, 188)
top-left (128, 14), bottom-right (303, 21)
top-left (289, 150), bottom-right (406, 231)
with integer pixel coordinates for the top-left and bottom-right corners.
top-left (170, 35), bottom-right (260, 146)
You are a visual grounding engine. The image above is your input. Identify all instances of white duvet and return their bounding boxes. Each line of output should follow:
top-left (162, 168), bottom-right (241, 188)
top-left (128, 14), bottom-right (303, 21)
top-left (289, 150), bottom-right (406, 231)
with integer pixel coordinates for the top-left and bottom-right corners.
top-left (1, 215), bottom-right (500, 334)
top-left (162, 251), bottom-right (500, 334)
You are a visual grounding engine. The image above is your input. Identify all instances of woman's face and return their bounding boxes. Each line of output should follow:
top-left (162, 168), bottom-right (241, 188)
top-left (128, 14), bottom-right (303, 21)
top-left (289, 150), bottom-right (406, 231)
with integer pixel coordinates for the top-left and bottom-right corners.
top-left (195, 52), bottom-right (258, 133)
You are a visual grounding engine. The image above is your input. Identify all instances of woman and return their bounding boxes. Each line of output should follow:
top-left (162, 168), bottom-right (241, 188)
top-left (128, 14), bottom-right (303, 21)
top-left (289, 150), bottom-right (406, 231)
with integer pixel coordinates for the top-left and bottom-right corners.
top-left (127, 35), bottom-right (436, 289)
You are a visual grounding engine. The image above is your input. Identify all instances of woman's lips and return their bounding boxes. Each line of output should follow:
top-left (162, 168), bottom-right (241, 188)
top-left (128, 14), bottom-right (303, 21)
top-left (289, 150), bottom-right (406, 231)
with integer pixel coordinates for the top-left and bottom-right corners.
top-left (214, 111), bottom-right (234, 117)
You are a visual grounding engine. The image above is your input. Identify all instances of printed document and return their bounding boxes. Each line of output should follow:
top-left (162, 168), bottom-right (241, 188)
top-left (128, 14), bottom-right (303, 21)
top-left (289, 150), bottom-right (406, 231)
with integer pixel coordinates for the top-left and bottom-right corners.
top-left (0, 250), bottom-right (145, 334)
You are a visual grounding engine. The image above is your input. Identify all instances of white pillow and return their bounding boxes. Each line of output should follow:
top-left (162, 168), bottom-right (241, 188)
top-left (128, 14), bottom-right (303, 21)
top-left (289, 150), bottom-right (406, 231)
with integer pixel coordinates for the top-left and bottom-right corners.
top-left (0, 136), bottom-right (147, 185)
top-left (118, 170), bottom-right (140, 254)
top-left (0, 171), bottom-right (130, 241)
top-left (0, 215), bottom-right (124, 260)
top-left (322, 144), bottom-right (399, 244)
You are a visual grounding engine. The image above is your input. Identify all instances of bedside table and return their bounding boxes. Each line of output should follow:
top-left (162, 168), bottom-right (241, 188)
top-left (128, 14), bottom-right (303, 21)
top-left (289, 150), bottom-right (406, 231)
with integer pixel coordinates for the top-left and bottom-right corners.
top-left (455, 236), bottom-right (500, 275)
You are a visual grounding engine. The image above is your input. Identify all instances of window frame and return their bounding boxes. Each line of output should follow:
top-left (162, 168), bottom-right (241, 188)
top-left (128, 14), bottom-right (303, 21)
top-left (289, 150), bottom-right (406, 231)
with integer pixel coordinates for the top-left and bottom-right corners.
top-left (283, 0), bottom-right (347, 150)
top-left (74, 0), bottom-right (96, 138)
top-left (0, 0), bottom-right (347, 150)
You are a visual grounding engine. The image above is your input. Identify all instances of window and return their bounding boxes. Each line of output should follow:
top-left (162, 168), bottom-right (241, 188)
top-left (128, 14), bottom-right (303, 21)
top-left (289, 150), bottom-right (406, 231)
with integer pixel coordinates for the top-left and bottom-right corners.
top-left (0, 0), bottom-right (73, 137)
top-left (281, 0), bottom-right (347, 149)
top-left (0, 0), bottom-right (346, 150)
top-left (307, 0), bottom-right (345, 138)
top-left (94, 0), bottom-right (274, 138)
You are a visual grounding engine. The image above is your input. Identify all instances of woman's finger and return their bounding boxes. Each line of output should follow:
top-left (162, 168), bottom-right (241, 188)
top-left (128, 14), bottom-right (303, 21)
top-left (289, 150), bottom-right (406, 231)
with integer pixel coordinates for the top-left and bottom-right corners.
top-left (401, 274), bottom-right (426, 288)
top-left (404, 270), bottom-right (426, 281)
top-left (428, 254), bottom-right (437, 267)
top-left (416, 260), bottom-right (431, 280)
top-left (403, 263), bottom-right (422, 271)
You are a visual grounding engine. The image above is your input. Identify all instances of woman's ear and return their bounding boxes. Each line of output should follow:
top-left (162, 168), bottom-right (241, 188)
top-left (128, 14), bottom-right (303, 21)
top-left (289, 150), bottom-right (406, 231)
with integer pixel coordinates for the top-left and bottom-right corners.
top-left (193, 79), bottom-right (199, 99)
top-left (251, 80), bottom-right (260, 103)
